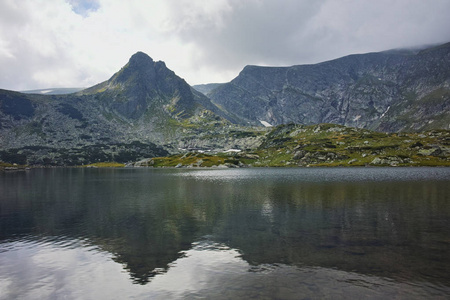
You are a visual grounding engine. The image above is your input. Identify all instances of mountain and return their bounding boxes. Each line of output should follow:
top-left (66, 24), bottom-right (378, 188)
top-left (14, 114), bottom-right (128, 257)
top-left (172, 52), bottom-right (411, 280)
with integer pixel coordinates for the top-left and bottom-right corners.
top-left (0, 52), bottom-right (256, 165)
top-left (79, 52), bottom-right (209, 120)
top-left (208, 42), bottom-right (450, 132)
top-left (1, 44), bottom-right (450, 166)
top-left (77, 52), bottom-right (237, 122)
top-left (192, 83), bottom-right (225, 96)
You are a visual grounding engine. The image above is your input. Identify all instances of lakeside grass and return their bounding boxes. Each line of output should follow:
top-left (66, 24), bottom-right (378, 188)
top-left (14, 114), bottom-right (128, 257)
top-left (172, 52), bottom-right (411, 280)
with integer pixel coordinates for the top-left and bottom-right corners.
top-left (84, 162), bottom-right (125, 168)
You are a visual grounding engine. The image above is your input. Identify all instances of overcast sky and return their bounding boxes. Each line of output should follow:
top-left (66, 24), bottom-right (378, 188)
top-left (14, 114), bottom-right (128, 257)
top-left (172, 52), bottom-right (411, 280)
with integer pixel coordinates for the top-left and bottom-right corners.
top-left (1, 0), bottom-right (450, 91)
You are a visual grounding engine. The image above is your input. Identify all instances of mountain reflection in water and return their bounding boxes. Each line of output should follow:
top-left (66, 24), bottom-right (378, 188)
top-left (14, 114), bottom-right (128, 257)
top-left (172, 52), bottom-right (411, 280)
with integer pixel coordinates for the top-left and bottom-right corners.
top-left (0, 167), bottom-right (449, 299)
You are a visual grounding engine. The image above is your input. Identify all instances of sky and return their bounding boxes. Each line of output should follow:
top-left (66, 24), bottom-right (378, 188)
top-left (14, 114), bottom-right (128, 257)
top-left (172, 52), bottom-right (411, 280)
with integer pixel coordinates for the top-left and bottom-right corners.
top-left (1, 0), bottom-right (450, 91)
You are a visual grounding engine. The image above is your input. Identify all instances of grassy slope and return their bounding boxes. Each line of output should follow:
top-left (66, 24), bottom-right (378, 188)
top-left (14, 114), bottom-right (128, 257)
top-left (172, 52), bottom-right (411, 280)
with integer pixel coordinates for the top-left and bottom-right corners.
top-left (140, 123), bottom-right (450, 168)
top-left (253, 123), bottom-right (450, 167)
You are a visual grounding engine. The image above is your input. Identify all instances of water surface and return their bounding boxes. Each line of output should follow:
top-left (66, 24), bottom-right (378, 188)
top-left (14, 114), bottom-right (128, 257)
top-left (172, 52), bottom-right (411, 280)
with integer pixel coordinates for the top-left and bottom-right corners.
top-left (1, 167), bottom-right (449, 299)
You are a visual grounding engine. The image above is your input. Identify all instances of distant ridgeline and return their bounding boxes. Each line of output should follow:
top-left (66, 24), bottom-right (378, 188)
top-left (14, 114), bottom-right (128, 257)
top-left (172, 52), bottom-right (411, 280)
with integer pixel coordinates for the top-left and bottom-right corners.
top-left (1, 43), bottom-right (449, 166)
top-left (207, 42), bottom-right (450, 132)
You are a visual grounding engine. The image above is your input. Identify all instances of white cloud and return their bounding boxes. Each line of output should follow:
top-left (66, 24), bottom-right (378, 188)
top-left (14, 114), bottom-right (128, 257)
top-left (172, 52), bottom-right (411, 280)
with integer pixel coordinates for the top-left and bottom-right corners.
top-left (300, 0), bottom-right (450, 60)
top-left (0, 0), bottom-right (450, 91)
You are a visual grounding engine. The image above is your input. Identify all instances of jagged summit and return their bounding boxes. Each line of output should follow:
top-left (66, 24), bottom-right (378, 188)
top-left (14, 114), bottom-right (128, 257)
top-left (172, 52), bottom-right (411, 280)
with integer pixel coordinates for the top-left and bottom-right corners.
top-left (76, 51), bottom-right (239, 123)
top-left (109, 51), bottom-right (167, 88)
top-left (112, 52), bottom-right (170, 86)
top-left (78, 51), bottom-right (204, 119)
top-left (126, 51), bottom-right (168, 68)
top-left (81, 51), bottom-right (171, 93)
top-left (129, 51), bottom-right (154, 63)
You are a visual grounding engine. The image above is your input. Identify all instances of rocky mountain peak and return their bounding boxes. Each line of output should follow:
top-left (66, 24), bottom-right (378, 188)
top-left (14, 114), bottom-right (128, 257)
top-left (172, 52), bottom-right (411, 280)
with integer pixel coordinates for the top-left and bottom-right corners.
top-left (77, 51), bottom-right (223, 121)
top-left (129, 51), bottom-right (154, 64)
top-left (109, 52), bottom-right (158, 87)
top-left (124, 52), bottom-right (169, 75)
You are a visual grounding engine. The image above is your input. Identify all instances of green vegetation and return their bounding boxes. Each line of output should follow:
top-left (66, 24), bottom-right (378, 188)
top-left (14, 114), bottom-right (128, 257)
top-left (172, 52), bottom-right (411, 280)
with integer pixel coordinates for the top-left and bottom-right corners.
top-left (0, 161), bottom-right (28, 171)
top-left (252, 123), bottom-right (450, 167)
top-left (84, 162), bottom-right (125, 168)
top-left (134, 152), bottom-right (256, 168)
top-left (131, 123), bottom-right (449, 168)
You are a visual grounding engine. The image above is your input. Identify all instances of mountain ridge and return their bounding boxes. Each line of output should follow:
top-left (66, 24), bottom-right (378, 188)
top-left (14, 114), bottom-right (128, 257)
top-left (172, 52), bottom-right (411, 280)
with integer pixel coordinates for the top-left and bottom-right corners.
top-left (1, 43), bottom-right (450, 166)
top-left (208, 42), bottom-right (450, 132)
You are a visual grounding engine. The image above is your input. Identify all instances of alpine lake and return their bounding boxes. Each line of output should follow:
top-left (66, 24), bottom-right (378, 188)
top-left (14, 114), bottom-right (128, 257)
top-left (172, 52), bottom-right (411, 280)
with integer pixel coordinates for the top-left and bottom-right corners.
top-left (1, 167), bottom-right (449, 299)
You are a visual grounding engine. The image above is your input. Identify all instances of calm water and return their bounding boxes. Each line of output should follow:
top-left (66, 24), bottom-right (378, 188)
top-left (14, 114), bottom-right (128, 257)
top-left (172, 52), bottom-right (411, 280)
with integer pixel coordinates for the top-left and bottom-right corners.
top-left (0, 167), bottom-right (449, 299)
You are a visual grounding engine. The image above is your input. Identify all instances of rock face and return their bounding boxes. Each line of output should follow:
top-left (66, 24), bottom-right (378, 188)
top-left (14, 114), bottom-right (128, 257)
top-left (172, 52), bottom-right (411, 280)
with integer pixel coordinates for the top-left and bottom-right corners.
top-left (208, 43), bottom-right (450, 132)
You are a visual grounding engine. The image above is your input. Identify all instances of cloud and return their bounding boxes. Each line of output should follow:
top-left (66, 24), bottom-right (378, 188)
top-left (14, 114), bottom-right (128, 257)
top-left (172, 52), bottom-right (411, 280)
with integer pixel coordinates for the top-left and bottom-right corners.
top-left (0, 0), bottom-right (173, 90)
top-left (302, 0), bottom-right (450, 59)
top-left (169, 1), bottom-right (324, 68)
top-left (173, 0), bottom-right (450, 80)
top-left (0, 0), bottom-right (450, 90)
top-left (0, 1), bottom-right (82, 90)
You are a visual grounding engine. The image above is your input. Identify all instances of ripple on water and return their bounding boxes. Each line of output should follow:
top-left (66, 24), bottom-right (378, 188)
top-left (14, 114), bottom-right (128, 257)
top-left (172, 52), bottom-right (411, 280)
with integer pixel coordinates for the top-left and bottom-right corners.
top-left (172, 167), bottom-right (450, 184)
